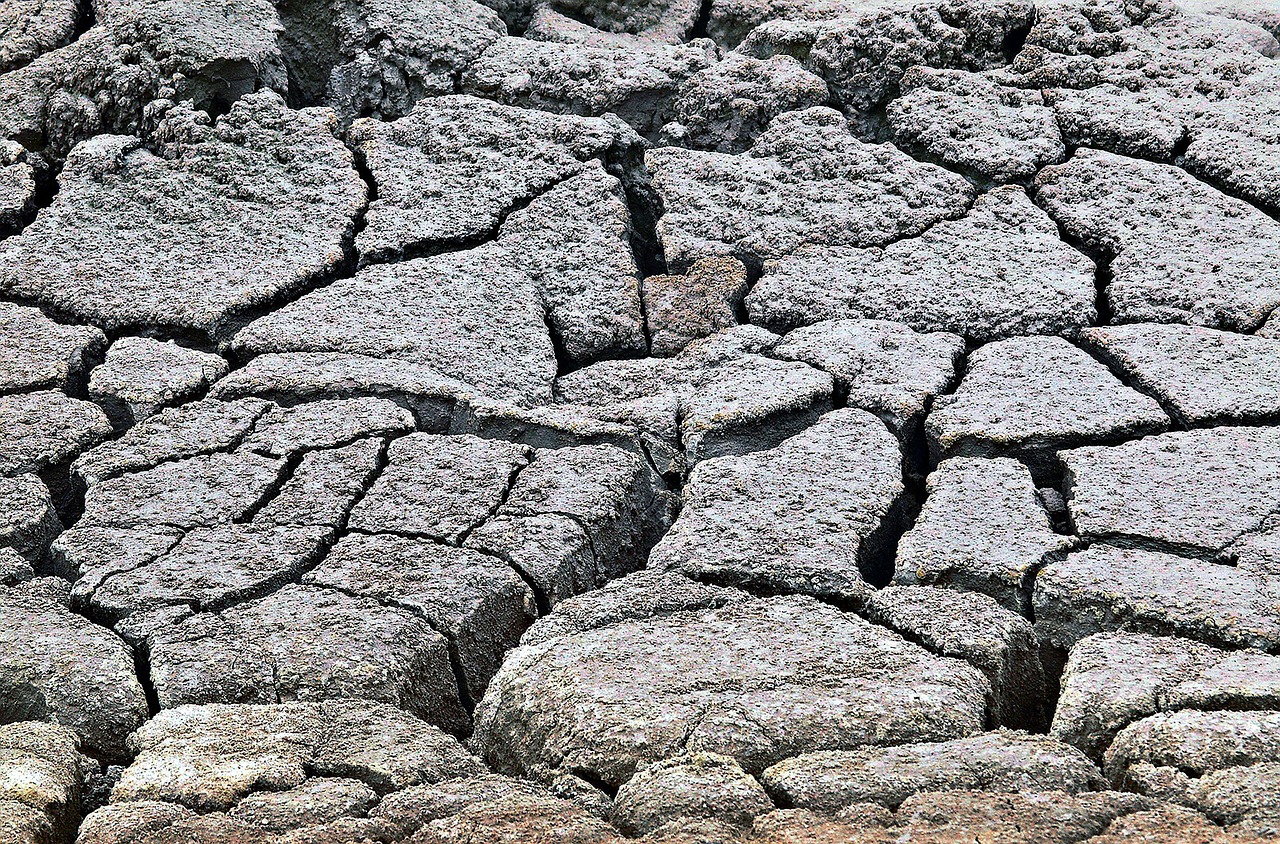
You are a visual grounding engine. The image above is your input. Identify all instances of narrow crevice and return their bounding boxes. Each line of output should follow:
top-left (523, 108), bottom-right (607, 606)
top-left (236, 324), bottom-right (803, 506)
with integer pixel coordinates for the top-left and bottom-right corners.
top-left (1001, 15), bottom-right (1034, 63)
top-left (1070, 336), bottom-right (1187, 429)
top-left (1, 158), bottom-right (64, 242)
top-left (32, 455), bottom-right (81, 529)
top-left (310, 579), bottom-right (478, 722)
top-left (677, 569), bottom-right (869, 614)
top-left (1090, 255), bottom-right (1115, 327)
top-left (688, 0), bottom-right (714, 40)
top-left (212, 151), bottom-right (370, 347)
top-left (1029, 456), bottom-right (1074, 536)
top-left (234, 451), bottom-right (307, 525)
top-left (356, 171), bottom-right (580, 269)
top-left (569, 768), bottom-right (619, 800)
top-left (621, 167), bottom-right (668, 280)
top-left (507, 558), bottom-right (551, 617)
top-left (73, 0), bottom-right (97, 37)
top-left (457, 453), bottom-right (531, 547)
top-left (638, 436), bottom-right (684, 495)
top-left (637, 275), bottom-right (654, 355)
top-left (275, 0), bottom-right (341, 109)
top-left (733, 260), bottom-right (764, 326)
top-left (1025, 173), bottom-right (1115, 329)
top-left (1018, 547), bottom-right (1070, 624)
top-left (545, 310), bottom-right (575, 379)
top-left (858, 486), bottom-right (918, 588)
top-left (131, 643), bottom-right (162, 717)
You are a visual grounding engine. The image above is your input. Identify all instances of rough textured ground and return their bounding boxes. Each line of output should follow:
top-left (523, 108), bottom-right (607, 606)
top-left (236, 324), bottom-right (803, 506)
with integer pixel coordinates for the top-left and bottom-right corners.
top-left (2, 0), bottom-right (1280, 840)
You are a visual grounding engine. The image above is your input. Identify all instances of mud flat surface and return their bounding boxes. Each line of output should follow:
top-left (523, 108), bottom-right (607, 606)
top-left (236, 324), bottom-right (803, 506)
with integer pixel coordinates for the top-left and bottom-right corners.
top-left (2, 0), bottom-right (1280, 839)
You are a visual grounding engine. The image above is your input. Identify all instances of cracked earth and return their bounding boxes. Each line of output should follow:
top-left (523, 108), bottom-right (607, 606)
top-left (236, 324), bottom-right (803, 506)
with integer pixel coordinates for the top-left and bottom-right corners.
top-left (2, 0), bottom-right (1280, 839)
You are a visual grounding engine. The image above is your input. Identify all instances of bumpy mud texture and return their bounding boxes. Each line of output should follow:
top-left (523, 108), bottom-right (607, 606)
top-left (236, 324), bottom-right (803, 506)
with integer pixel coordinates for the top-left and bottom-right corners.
top-left (2, 0), bottom-right (1280, 840)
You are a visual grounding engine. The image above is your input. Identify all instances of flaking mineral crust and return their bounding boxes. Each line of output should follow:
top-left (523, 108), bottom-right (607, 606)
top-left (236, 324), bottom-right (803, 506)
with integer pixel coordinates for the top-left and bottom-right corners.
top-left (3, 0), bottom-right (1279, 838)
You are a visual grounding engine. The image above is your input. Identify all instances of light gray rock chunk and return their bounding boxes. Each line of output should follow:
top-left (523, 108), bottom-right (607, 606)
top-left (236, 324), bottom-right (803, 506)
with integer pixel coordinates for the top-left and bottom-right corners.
top-left (254, 438), bottom-right (384, 529)
top-left (451, 399), bottom-right (657, 458)
top-left (663, 53), bottom-right (829, 153)
top-left (555, 326), bottom-right (834, 466)
top-left (1035, 147), bottom-right (1280, 331)
top-left (890, 790), bottom-right (1156, 843)
top-left (650, 408), bottom-right (905, 602)
top-left (0, 548), bottom-right (32, 586)
top-left (927, 336), bottom-right (1168, 465)
top-left (283, 0), bottom-right (506, 124)
top-left (1062, 426), bottom-right (1280, 556)
top-left (305, 533), bottom-right (537, 700)
top-left (347, 433), bottom-right (530, 542)
top-left (888, 67), bottom-right (1065, 182)
top-left (0, 0), bottom-right (78, 72)
top-left (72, 398), bottom-right (272, 488)
top-left (649, 107), bottom-right (973, 271)
top-left (762, 731), bottom-right (1104, 813)
top-left (465, 513), bottom-right (598, 609)
top-left (518, 569), bottom-right (750, 646)
top-left (643, 258), bottom-right (748, 357)
top-left (0, 474), bottom-right (59, 565)
top-left (239, 397), bottom-right (413, 458)
top-left (747, 185), bottom-right (1096, 340)
top-left (1045, 85), bottom-right (1186, 160)
top-left (0, 302), bottom-right (105, 394)
top-left (894, 457), bottom-right (1071, 613)
top-left (612, 753), bottom-right (773, 835)
top-left (79, 450), bottom-right (285, 530)
top-left (1189, 761), bottom-right (1280, 832)
top-left (0, 588), bottom-right (148, 759)
top-left (0, 390), bottom-right (111, 478)
top-left (208, 352), bottom-right (474, 430)
top-left (0, 141), bottom-right (35, 228)
top-left (554, 325), bottom-right (780, 408)
top-left (1015, 1), bottom-right (1276, 98)
top-left (774, 319), bottom-right (963, 439)
top-left (1081, 323), bottom-right (1280, 426)
top-left (232, 244), bottom-right (556, 405)
top-left (521, 5), bottom-right (651, 44)
top-left (348, 95), bottom-right (640, 263)
top-left (0, 0), bottom-right (289, 161)
top-left (147, 584), bottom-right (469, 733)
top-left (508, 0), bottom-right (702, 42)
top-left (1051, 631), bottom-right (1280, 761)
top-left (87, 338), bottom-right (228, 425)
top-left (87, 523), bottom-right (331, 626)
top-left (1226, 515), bottom-right (1280, 577)
top-left (228, 776), bottom-right (378, 832)
top-left (864, 586), bottom-right (1048, 731)
top-left (725, 0), bottom-right (1035, 112)
top-left (66, 801), bottom-right (200, 844)
top-left (462, 36), bottom-right (718, 136)
top-left (54, 525), bottom-right (185, 597)
top-left (1105, 709), bottom-right (1280, 786)
top-left (498, 443), bottom-right (673, 580)
top-left (0, 93), bottom-right (365, 336)
top-left (1178, 74), bottom-right (1280, 211)
top-left (1176, 0), bottom-right (1280, 39)
top-left (1034, 545), bottom-right (1280, 653)
top-left (474, 594), bottom-right (989, 787)
top-left (111, 701), bottom-right (481, 810)
top-left (0, 722), bottom-right (84, 844)
top-left (373, 773), bottom-right (621, 843)
top-left (678, 356), bottom-right (834, 465)
top-left (497, 163), bottom-right (646, 363)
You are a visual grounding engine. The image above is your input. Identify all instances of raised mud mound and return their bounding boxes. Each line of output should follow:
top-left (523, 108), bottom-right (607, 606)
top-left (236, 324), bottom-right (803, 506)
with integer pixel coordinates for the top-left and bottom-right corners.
top-left (2, 0), bottom-right (1280, 840)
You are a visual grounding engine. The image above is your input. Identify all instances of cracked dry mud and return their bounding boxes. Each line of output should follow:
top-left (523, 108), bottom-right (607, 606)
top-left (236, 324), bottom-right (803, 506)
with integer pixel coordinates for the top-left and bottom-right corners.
top-left (2, 0), bottom-right (1280, 841)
